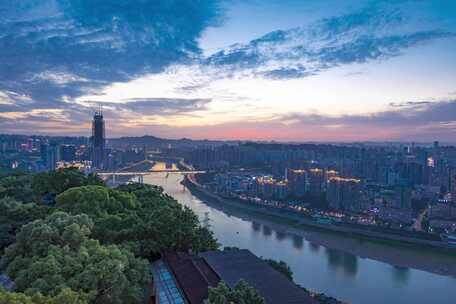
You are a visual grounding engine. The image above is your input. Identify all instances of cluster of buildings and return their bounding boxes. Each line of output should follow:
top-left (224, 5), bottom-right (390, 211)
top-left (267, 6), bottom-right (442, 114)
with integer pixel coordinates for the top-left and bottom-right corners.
top-left (2, 114), bottom-right (456, 237)
top-left (0, 111), bottom-right (147, 173)
top-left (193, 142), bottom-right (456, 235)
top-left (213, 169), bottom-right (362, 212)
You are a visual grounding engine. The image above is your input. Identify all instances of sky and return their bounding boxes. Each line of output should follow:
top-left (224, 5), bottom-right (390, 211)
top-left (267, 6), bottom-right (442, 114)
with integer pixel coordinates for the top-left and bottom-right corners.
top-left (0, 0), bottom-right (456, 142)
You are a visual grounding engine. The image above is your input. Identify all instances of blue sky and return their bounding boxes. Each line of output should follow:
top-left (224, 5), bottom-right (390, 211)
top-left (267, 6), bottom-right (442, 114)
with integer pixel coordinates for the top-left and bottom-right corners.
top-left (0, 0), bottom-right (456, 141)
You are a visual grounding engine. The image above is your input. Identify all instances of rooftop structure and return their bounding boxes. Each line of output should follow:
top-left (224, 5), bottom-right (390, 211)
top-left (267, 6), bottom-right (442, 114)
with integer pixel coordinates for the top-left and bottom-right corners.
top-left (200, 250), bottom-right (317, 304)
top-left (149, 249), bottom-right (316, 304)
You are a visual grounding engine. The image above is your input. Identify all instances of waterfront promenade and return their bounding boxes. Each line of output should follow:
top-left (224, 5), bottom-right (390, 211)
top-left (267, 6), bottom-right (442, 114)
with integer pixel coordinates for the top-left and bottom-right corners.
top-left (184, 173), bottom-right (456, 253)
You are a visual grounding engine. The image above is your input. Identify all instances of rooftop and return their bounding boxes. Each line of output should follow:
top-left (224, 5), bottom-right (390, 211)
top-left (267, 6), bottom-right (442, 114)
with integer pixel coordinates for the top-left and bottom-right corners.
top-left (200, 249), bottom-right (317, 304)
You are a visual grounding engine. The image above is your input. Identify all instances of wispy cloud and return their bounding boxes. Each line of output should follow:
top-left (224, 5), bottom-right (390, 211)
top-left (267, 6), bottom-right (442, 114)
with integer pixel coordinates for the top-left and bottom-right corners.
top-left (82, 98), bottom-right (211, 115)
top-left (203, 2), bottom-right (456, 80)
top-left (273, 100), bottom-right (456, 141)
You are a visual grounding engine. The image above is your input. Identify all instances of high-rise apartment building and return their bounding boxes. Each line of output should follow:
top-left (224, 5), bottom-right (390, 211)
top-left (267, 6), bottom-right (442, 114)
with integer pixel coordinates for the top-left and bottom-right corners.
top-left (286, 169), bottom-right (307, 197)
top-left (326, 177), bottom-right (361, 211)
top-left (40, 143), bottom-right (48, 168)
top-left (308, 168), bottom-right (325, 196)
top-left (46, 143), bottom-right (58, 171)
top-left (59, 144), bottom-right (76, 162)
top-left (451, 174), bottom-right (456, 203)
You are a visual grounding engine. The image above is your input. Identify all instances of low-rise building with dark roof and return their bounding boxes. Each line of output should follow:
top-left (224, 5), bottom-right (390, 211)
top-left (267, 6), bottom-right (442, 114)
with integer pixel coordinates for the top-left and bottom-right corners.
top-left (148, 249), bottom-right (317, 304)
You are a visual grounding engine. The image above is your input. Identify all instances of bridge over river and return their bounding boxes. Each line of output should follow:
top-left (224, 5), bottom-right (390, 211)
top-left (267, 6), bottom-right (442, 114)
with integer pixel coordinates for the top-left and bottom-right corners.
top-left (98, 170), bottom-right (206, 176)
top-left (98, 170), bottom-right (206, 184)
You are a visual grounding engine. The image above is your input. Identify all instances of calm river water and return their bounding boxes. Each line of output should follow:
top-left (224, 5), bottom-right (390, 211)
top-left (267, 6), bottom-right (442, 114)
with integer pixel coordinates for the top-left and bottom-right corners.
top-left (143, 164), bottom-right (455, 304)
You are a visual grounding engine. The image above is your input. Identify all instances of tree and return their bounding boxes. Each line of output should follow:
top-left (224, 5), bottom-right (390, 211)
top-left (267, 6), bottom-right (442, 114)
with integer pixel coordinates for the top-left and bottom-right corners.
top-left (55, 183), bottom-right (219, 257)
top-left (116, 183), bottom-right (219, 256)
top-left (0, 288), bottom-right (88, 304)
top-left (55, 186), bottom-right (137, 218)
top-left (263, 259), bottom-right (293, 282)
top-left (0, 198), bottom-right (50, 253)
top-left (1, 212), bottom-right (149, 304)
top-left (32, 168), bottom-right (104, 199)
top-left (0, 173), bottom-right (35, 203)
top-left (208, 280), bottom-right (264, 304)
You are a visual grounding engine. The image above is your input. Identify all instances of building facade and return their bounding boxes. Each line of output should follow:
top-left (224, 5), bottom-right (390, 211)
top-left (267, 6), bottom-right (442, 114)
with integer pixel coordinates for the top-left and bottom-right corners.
top-left (91, 110), bottom-right (106, 169)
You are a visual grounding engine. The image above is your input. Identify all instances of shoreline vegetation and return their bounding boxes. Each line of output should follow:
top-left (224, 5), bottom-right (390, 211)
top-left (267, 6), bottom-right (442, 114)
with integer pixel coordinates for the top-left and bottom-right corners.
top-left (182, 173), bottom-right (456, 277)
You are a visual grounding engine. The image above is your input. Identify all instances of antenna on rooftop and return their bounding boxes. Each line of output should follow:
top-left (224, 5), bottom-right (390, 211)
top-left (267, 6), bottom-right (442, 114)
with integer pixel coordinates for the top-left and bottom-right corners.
top-left (95, 103), bottom-right (103, 116)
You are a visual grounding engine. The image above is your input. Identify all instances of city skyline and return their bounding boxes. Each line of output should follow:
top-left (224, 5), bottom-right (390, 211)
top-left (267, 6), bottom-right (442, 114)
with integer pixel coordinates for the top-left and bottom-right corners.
top-left (1, 1), bottom-right (456, 141)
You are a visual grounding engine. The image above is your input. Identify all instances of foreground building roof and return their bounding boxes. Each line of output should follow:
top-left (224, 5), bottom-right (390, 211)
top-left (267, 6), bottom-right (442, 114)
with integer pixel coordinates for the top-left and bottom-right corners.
top-left (150, 249), bottom-right (317, 304)
top-left (200, 249), bottom-right (317, 304)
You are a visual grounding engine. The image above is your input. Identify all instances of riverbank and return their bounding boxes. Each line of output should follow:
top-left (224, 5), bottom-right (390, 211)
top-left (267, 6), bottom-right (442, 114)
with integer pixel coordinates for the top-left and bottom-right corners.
top-left (142, 168), bottom-right (456, 304)
top-left (183, 174), bottom-right (456, 276)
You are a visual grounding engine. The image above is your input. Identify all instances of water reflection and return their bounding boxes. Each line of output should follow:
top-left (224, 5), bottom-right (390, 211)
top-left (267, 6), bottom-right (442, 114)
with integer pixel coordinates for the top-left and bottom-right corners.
top-left (276, 231), bottom-right (286, 241)
top-left (252, 222), bottom-right (261, 232)
top-left (325, 248), bottom-right (358, 278)
top-left (392, 266), bottom-right (410, 285)
top-left (309, 242), bottom-right (320, 253)
top-left (262, 225), bottom-right (272, 237)
top-left (292, 235), bottom-right (304, 250)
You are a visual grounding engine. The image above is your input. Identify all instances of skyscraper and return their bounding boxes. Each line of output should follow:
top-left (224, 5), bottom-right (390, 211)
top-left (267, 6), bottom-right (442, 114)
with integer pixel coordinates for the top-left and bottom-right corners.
top-left (91, 110), bottom-right (106, 169)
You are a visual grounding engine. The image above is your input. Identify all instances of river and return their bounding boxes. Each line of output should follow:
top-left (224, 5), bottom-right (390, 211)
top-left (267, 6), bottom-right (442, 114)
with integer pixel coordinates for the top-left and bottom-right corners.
top-left (142, 163), bottom-right (456, 304)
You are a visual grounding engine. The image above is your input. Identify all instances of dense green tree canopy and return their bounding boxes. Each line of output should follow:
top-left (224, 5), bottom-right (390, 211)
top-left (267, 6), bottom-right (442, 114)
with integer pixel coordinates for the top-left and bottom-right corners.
top-left (55, 183), bottom-right (219, 257)
top-left (0, 173), bottom-right (35, 203)
top-left (0, 169), bottom-right (220, 304)
top-left (0, 288), bottom-right (88, 304)
top-left (1, 212), bottom-right (149, 304)
top-left (208, 280), bottom-right (264, 304)
top-left (0, 167), bottom-right (103, 204)
top-left (0, 198), bottom-right (50, 252)
top-left (56, 186), bottom-right (137, 218)
top-left (32, 168), bottom-right (104, 198)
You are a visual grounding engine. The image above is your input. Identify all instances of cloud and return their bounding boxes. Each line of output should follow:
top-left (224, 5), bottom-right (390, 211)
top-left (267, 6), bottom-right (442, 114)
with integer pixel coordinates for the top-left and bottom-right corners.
top-left (0, 96), bottom-right (213, 136)
top-left (283, 100), bottom-right (456, 125)
top-left (203, 1), bottom-right (456, 80)
top-left (1, 0), bottom-right (455, 140)
top-left (0, 0), bottom-right (223, 104)
top-left (2, 98), bottom-right (455, 142)
top-left (83, 98), bottom-right (211, 115)
top-left (275, 100), bottom-right (456, 141)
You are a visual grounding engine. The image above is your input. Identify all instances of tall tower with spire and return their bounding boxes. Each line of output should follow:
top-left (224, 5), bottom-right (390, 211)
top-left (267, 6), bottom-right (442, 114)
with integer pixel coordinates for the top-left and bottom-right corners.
top-left (91, 108), bottom-right (106, 169)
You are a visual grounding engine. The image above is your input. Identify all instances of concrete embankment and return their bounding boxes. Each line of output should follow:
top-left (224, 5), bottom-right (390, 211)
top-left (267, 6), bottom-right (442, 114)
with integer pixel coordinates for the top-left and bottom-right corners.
top-left (183, 174), bottom-right (455, 253)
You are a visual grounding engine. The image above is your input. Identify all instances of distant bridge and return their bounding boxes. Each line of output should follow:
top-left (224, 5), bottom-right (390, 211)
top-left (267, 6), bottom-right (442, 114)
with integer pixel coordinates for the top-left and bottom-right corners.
top-left (98, 170), bottom-right (205, 176)
top-left (99, 170), bottom-right (205, 185)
